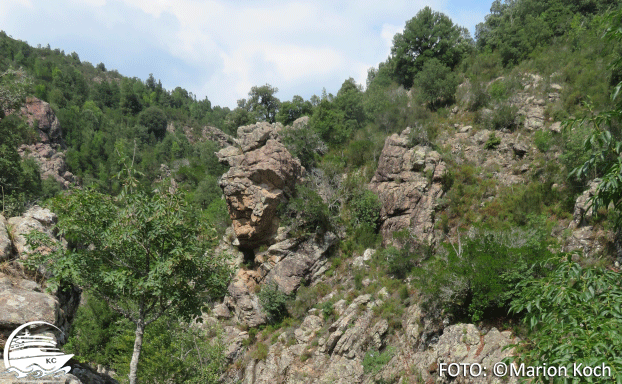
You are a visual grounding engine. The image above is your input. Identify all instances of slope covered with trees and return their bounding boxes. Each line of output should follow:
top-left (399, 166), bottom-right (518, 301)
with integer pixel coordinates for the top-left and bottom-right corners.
top-left (1, 0), bottom-right (622, 382)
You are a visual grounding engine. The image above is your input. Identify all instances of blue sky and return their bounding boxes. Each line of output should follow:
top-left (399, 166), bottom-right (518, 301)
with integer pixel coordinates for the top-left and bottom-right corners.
top-left (0, 0), bottom-right (492, 109)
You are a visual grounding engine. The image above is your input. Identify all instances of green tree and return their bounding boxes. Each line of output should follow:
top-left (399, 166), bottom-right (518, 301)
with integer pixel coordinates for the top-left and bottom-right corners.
top-left (390, 6), bottom-right (472, 88)
top-left (0, 67), bottom-right (32, 117)
top-left (138, 106), bottom-right (167, 140)
top-left (414, 58), bottom-right (459, 109)
top-left (247, 84), bottom-right (280, 123)
top-left (28, 166), bottom-right (231, 384)
top-left (566, 8), bottom-right (622, 229)
top-left (276, 95), bottom-right (312, 125)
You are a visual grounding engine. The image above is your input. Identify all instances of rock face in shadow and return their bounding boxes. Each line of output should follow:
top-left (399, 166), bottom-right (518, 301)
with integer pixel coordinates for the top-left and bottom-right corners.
top-left (217, 122), bottom-right (303, 248)
top-left (369, 127), bottom-right (447, 244)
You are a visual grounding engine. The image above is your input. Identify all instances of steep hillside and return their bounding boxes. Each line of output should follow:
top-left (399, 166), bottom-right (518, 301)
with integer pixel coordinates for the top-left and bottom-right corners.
top-left (1, 0), bottom-right (622, 383)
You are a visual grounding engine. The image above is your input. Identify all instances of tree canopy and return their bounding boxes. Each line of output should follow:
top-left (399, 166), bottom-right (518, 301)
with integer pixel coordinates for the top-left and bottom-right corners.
top-left (390, 6), bottom-right (472, 88)
top-left (28, 166), bottom-right (231, 384)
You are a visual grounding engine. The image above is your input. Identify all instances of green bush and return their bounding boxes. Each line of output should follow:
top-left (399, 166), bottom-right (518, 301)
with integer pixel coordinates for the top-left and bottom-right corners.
top-left (510, 258), bottom-right (622, 382)
top-left (258, 281), bottom-right (289, 324)
top-left (487, 104), bottom-right (521, 131)
top-left (484, 132), bottom-right (501, 149)
top-left (281, 184), bottom-right (331, 236)
top-left (534, 130), bottom-right (552, 152)
top-left (413, 229), bottom-right (554, 322)
top-left (352, 190), bottom-right (381, 229)
top-left (414, 58), bottom-right (459, 109)
top-left (363, 347), bottom-right (395, 374)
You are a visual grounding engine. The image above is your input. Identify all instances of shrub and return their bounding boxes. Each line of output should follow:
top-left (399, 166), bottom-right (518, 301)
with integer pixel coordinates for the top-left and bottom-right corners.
top-left (484, 104), bottom-right (521, 131)
top-left (363, 347), bottom-right (395, 374)
top-left (484, 132), bottom-right (501, 149)
top-left (534, 130), bottom-right (552, 152)
top-left (139, 106), bottom-right (167, 140)
top-left (510, 258), bottom-right (622, 381)
top-left (281, 184), bottom-right (331, 236)
top-left (413, 229), bottom-right (554, 322)
top-left (251, 342), bottom-right (269, 360)
top-left (258, 282), bottom-right (289, 324)
top-left (414, 58), bottom-right (459, 109)
top-left (352, 190), bottom-right (381, 229)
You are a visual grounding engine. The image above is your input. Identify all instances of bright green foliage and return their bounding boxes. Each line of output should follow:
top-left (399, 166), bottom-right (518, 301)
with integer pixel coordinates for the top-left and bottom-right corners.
top-left (309, 98), bottom-right (350, 146)
top-left (510, 259), bottom-right (622, 382)
top-left (258, 281), bottom-right (289, 324)
top-left (138, 106), bottom-right (167, 140)
top-left (27, 171), bottom-right (231, 383)
top-left (390, 6), bottom-right (472, 88)
top-left (566, 8), bottom-right (622, 229)
top-left (66, 294), bottom-right (226, 384)
top-left (484, 132), bottom-right (501, 149)
top-left (414, 58), bottom-right (459, 109)
top-left (276, 95), bottom-right (312, 126)
top-left (413, 230), bottom-right (553, 322)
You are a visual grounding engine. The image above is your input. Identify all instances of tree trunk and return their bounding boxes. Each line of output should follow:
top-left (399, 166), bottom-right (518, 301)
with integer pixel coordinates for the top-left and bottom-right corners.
top-left (129, 319), bottom-right (145, 384)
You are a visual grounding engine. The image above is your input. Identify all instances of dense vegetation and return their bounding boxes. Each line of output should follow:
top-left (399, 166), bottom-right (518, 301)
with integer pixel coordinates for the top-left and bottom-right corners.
top-left (2, 0), bottom-right (622, 382)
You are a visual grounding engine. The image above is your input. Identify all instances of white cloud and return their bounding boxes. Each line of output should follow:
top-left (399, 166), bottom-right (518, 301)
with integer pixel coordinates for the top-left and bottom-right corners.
top-left (2, 0), bottom-right (487, 107)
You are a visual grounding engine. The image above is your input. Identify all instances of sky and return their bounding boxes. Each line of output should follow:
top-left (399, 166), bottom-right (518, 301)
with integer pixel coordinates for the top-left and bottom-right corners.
top-left (0, 0), bottom-right (491, 109)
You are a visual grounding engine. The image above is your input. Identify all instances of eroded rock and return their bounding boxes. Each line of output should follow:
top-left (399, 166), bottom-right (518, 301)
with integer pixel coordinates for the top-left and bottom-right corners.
top-left (217, 122), bottom-right (303, 248)
top-left (369, 127), bottom-right (447, 244)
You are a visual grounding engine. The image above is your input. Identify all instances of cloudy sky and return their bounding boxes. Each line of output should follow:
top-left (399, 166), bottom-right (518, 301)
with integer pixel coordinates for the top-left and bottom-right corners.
top-left (0, 0), bottom-right (491, 109)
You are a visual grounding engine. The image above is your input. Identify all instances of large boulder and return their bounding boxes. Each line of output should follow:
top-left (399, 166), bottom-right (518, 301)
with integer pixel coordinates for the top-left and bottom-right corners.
top-left (7, 205), bottom-right (58, 259)
top-left (369, 127), bottom-right (447, 244)
top-left (21, 96), bottom-right (63, 144)
top-left (217, 122), bottom-right (302, 248)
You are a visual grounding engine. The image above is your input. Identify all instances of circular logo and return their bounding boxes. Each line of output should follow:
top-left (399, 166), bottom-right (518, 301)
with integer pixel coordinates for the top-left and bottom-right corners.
top-left (3, 321), bottom-right (73, 378)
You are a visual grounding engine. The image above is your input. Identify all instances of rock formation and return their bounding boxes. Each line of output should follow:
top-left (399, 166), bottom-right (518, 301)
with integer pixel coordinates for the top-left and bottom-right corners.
top-left (16, 97), bottom-right (75, 188)
top-left (20, 97), bottom-right (63, 144)
top-left (0, 207), bottom-right (79, 350)
top-left (217, 122), bottom-right (303, 249)
top-left (369, 127), bottom-right (447, 244)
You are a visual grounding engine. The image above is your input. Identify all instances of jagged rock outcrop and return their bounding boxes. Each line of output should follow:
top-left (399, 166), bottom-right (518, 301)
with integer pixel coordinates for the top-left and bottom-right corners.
top-left (0, 215), bottom-right (12, 262)
top-left (224, 292), bottom-right (517, 384)
top-left (180, 124), bottom-right (237, 147)
top-left (7, 205), bottom-right (58, 259)
top-left (20, 97), bottom-right (63, 144)
top-left (221, 231), bottom-right (336, 327)
top-left (15, 97), bottom-right (75, 189)
top-left (217, 122), bottom-right (302, 248)
top-left (369, 127), bottom-right (447, 244)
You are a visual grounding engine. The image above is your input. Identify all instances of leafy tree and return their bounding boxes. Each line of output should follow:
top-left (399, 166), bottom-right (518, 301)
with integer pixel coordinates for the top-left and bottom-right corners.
top-left (247, 84), bottom-right (280, 123)
top-left (309, 99), bottom-right (349, 146)
top-left (28, 165), bottom-right (231, 384)
top-left (334, 78), bottom-right (365, 130)
top-left (139, 106), bottom-right (167, 140)
top-left (390, 6), bottom-right (472, 88)
top-left (565, 8), bottom-right (622, 229)
top-left (510, 258), bottom-right (622, 382)
top-left (414, 58), bottom-right (459, 109)
top-left (0, 66), bottom-right (32, 117)
top-left (276, 95), bottom-right (312, 126)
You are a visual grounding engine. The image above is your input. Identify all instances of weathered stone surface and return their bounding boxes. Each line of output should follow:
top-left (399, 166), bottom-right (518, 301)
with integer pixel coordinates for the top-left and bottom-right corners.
top-left (0, 273), bottom-right (57, 329)
top-left (409, 323), bottom-right (519, 383)
top-left (217, 123), bottom-right (302, 248)
top-left (369, 127), bottom-right (446, 244)
top-left (20, 97), bottom-right (62, 144)
top-left (180, 124), bottom-right (237, 147)
top-left (18, 143), bottom-right (74, 189)
top-left (7, 206), bottom-right (57, 258)
top-left (564, 180), bottom-right (609, 258)
top-left (294, 315), bottom-right (323, 344)
top-left (265, 232), bottom-right (337, 294)
top-left (0, 215), bottom-right (12, 262)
